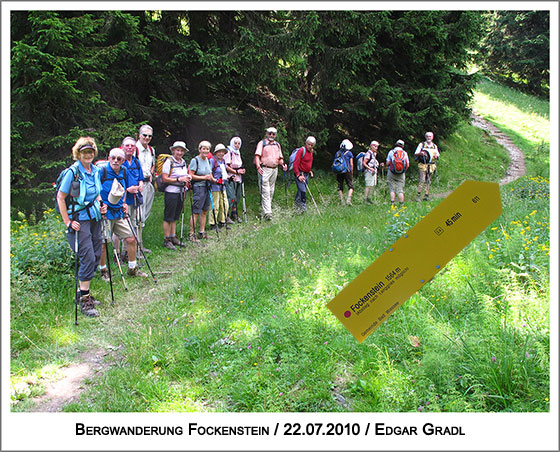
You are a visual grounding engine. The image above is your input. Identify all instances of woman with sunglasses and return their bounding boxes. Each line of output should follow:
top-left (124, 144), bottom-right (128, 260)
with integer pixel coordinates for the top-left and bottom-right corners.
top-left (57, 137), bottom-right (107, 318)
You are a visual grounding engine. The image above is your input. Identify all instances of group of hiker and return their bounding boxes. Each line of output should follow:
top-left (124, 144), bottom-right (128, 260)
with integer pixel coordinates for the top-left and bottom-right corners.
top-left (331, 131), bottom-right (440, 206)
top-left (56, 124), bottom-right (439, 318)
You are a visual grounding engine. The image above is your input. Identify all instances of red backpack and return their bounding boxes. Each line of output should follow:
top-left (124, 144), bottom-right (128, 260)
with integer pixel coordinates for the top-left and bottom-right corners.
top-left (391, 149), bottom-right (408, 174)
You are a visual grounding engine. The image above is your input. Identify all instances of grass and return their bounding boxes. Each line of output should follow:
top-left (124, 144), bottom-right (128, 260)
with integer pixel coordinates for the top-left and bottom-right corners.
top-left (10, 79), bottom-right (550, 413)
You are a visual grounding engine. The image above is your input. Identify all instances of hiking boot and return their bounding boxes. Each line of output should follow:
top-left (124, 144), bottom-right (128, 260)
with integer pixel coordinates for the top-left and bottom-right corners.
top-left (219, 222), bottom-right (232, 230)
top-left (127, 266), bottom-right (148, 277)
top-left (423, 194), bottom-right (430, 201)
top-left (188, 233), bottom-right (200, 243)
top-left (89, 293), bottom-right (101, 306)
top-left (208, 223), bottom-right (217, 230)
top-left (100, 268), bottom-right (110, 282)
top-left (346, 199), bottom-right (353, 206)
top-left (79, 295), bottom-right (100, 317)
top-left (226, 217), bottom-right (234, 225)
top-left (198, 231), bottom-right (209, 240)
top-left (170, 236), bottom-right (186, 248)
top-left (264, 213), bottom-right (272, 221)
top-left (163, 237), bottom-right (177, 251)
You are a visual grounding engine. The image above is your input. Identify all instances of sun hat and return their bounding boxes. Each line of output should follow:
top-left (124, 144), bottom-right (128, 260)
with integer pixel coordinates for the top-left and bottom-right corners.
top-left (214, 143), bottom-right (227, 154)
top-left (78, 144), bottom-right (95, 152)
top-left (169, 141), bottom-right (188, 152)
top-left (340, 139), bottom-right (353, 150)
top-left (266, 127), bottom-right (277, 134)
top-left (108, 178), bottom-right (125, 204)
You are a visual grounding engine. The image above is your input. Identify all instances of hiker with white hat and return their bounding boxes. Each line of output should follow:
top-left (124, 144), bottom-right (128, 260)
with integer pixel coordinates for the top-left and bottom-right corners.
top-left (334, 138), bottom-right (355, 206)
top-left (208, 143), bottom-right (231, 231)
top-left (97, 147), bottom-right (147, 278)
top-left (161, 140), bottom-right (192, 249)
top-left (254, 126), bottom-right (286, 220)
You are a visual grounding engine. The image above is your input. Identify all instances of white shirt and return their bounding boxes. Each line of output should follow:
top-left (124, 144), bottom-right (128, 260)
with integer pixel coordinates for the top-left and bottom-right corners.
top-left (136, 143), bottom-right (155, 178)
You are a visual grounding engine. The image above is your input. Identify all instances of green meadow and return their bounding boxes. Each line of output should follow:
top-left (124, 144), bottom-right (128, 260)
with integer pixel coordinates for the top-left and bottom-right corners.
top-left (10, 79), bottom-right (550, 412)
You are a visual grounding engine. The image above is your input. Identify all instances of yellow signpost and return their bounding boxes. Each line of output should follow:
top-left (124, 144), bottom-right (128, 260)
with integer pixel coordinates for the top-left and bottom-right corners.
top-left (327, 180), bottom-right (503, 343)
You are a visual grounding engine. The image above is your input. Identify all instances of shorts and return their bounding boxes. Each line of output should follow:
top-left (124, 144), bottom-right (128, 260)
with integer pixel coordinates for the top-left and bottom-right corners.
top-left (387, 171), bottom-right (406, 194)
top-left (164, 191), bottom-right (185, 222)
top-left (418, 163), bottom-right (437, 174)
top-left (192, 184), bottom-right (210, 214)
top-left (336, 172), bottom-right (354, 191)
top-left (107, 217), bottom-right (133, 239)
top-left (364, 170), bottom-right (377, 187)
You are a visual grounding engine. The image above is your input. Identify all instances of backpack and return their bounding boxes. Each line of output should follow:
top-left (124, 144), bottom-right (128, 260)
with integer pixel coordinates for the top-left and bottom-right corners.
top-left (101, 165), bottom-right (127, 185)
top-left (156, 153), bottom-right (171, 175)
top-left (414, 142), bottom-right (431, 164)
top-left (332, 149), bottom-right (349, 174)
top-left (136, 144), bottom-right (155, 159)
top-left (390, 149), bottom-right (407, 174)
top-left (155, 157), bottom-right (186, 192)
top-left (288, 147), bottom-right (306, 171)
top-left (355, 152), bottom-right (366, 173)
top-left (54, 162), bottom-right (81, 214)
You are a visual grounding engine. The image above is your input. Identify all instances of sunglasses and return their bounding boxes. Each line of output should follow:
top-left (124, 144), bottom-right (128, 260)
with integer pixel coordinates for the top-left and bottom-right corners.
top-left (110, 156), bottom-right (124, 162)
top-left (79, 149), bottom-right (95, 155)
top-left (142, 134), bottom-right (153, 138)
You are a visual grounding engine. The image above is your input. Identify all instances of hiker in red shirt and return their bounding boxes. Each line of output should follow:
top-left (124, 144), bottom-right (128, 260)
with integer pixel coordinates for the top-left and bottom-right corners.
top-left (292, 136), bottom-right (316, 212)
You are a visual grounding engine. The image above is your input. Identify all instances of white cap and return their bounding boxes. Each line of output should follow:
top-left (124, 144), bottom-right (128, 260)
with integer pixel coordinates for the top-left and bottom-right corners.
top-left (169, 141), bottom-right (188, 152)
top-left (395, 139), bottom-right (405, 147)
top-left (266, 127), bottom-right (277, 134)
top-left (340, 139), bottom-right (353, 150)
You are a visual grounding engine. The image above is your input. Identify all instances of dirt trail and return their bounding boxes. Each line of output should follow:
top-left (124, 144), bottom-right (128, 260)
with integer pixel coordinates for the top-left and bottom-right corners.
top-left (30, 348), bottom-right (119, 412)
top-left (470, 110), bottom-right (527, 184)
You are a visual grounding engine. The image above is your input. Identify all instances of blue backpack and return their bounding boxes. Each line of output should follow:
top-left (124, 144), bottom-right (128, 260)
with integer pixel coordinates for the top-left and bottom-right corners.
top-left (332, 149), bottom-right (349, 173)
top-left (288, 147), bottom-right (306, 171)
top-left (355, 152), bottom-right (366, 173)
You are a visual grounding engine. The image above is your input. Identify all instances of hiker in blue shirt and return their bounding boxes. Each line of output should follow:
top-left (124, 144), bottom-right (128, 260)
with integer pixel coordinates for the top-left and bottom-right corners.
top-left (97, 148), bottom-right (147, 279)
top-left (57, 136), bottom-right (107, 317)
top-left (121, 136), bottom-right (150, 255)
top-left (336, 139), bottom-right (355, 206)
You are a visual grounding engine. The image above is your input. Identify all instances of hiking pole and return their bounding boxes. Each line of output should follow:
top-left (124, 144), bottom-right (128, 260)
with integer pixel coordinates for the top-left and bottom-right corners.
top-left (72, 220), bottom-right (79, 326)
top-left (180, 184), bottom-right (186, 246)
top-left (304, 179), bottom-right (322, 216)
top-left (207, 181), bottom-right (220, 240)
top-left (101, 216), bottom-right (115, 304)
top-left (105, 216), bottom-right (128, 291)
top-left (133, 194), bottom-right (143, 261)
top-left (241, 177), bottom-right (247, 222)
top-left (220, 181), bottom-right (229, 236)
top-left (283, 169), bottom-right (288, 207)
top-left (311, 176), bottom-right (326, 204)
top-left (124, 213), bottom-right (157, 284)
top-left (188, 183), bottom-right (197, 238)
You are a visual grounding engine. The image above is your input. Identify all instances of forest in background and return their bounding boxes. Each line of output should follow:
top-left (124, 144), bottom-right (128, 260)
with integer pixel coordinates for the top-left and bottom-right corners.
top-left (10, 10), bottom-right (550, 218)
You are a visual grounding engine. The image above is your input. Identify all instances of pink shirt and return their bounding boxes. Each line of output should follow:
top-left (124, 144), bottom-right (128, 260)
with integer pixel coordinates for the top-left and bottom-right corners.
top-left (255, 139), bottom-right (283, 168)
top-left (224, 151), bottom-right (243, 183)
